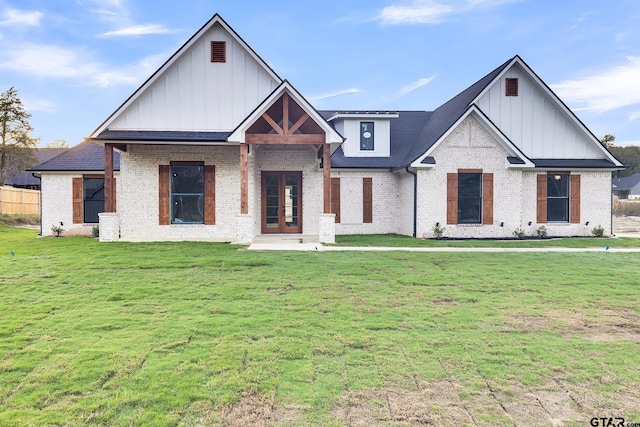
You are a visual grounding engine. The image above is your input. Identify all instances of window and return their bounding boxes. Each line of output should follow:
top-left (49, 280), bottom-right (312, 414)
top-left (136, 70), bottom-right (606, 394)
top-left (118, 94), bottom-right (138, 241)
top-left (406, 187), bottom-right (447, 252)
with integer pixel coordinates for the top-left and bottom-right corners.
top-left (83, 177), bottom-right (105, 223)
top-left (506, 78), bottom-right (518, 96)
top-left (73, 175), bottom-right (111, 224)
top-left (457, 173), bottom-right (482, 224)
top-left (211, 41), bottom-right (226, 63)
top-left (159, 164), bottom-right (215, 225)
top-left (360, 122), bottom-right (374, 150)
top-left (536, 173), bottom-right (580, 224)
top-left (447, 171), bottom-right (493, 225)
top-left (171, 164), bottom-right (204, 224)
top-left (547, 174), bottom-right (569, 222)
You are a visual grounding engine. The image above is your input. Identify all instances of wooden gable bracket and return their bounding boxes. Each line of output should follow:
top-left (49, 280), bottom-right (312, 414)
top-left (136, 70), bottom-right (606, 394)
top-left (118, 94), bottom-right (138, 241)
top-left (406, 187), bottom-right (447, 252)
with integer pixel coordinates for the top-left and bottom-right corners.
top-left (247, 93), bottom-right (324, 145)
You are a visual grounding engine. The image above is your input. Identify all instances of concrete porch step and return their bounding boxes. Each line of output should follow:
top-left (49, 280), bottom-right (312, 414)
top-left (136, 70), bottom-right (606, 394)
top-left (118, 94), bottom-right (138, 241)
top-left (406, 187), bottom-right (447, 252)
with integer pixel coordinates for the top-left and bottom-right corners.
top-left (250, 234), bottom-right (319, 244)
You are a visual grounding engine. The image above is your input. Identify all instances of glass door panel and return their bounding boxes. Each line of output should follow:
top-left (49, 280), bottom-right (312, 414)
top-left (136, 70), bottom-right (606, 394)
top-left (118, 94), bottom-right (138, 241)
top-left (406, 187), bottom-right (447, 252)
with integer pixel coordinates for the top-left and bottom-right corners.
top-left (261, 172), bottom-right (302, 233)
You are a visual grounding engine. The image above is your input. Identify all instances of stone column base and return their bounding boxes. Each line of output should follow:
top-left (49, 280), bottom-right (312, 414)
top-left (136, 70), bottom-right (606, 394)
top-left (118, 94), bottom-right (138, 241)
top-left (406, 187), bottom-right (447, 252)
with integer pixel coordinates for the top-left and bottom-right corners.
top-left (319, 213), bottom-right (336, 244)
top-left (236, 214), bottom-right (254, 244)
top-left (98, 212), bottom-right (120, 242)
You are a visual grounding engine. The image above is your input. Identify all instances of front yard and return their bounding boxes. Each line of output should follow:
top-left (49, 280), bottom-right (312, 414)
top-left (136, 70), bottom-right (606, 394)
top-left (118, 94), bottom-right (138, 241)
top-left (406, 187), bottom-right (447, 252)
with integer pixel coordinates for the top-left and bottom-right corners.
top-left (1, 224), bottom-right (639, 426)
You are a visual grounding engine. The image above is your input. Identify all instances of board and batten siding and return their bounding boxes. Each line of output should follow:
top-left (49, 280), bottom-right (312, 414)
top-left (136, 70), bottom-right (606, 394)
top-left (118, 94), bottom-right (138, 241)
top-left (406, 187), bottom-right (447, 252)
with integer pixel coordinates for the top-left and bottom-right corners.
top-left (109, 23), bottom-right (280, 132)
top-left (476, 63), bottom-right (602, 159)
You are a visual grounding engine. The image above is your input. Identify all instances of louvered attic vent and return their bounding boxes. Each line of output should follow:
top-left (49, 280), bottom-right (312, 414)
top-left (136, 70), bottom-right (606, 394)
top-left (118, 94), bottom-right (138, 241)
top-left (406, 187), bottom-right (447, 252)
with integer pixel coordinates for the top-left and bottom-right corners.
top-left (211, 41), bottom-right (226, 63)
top-left (506, 78), bottom-right (518, 96)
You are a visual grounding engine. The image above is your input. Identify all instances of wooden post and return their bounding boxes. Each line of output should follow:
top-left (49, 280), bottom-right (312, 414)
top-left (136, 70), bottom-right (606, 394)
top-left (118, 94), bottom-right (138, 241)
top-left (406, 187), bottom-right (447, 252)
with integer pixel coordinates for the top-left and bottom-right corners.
top-left (323, 144), bottom-right (331, 213)
top-left (240, 143), bottom-right (249, 214)
top-left (104, 144), bottom-right (114, 213)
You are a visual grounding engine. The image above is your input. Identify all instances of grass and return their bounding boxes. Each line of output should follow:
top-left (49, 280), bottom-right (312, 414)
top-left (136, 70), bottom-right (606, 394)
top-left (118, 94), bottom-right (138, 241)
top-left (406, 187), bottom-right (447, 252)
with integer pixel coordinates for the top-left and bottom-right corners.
top-left (1, 223), bottom-right (639, 425)
top-left (334, 233), bottom-right (640, 248)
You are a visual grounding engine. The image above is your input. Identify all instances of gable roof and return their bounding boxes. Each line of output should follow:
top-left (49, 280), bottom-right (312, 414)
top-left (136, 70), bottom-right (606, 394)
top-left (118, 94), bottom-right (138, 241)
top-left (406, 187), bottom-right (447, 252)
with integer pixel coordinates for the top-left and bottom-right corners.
top-left (229, 80), bottom-right (344, 148)
top-left (29, 141), bottom-right (120, 173)
top-left (90, 14), bottom-right (282, 140)
top-left (4, 148), bottom-right (68, 186)
top-left (472, 55), bottom-right (622, 167)
top-left (330, 55), bottom-right (622, 170)
top-left (328, 57), bottom-right (513, 170)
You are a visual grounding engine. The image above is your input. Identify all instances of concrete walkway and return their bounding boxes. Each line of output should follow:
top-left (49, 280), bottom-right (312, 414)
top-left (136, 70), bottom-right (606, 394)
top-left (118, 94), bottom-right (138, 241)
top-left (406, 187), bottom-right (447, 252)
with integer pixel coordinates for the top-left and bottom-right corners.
top-left (247, 241), bottom-right (640, 252)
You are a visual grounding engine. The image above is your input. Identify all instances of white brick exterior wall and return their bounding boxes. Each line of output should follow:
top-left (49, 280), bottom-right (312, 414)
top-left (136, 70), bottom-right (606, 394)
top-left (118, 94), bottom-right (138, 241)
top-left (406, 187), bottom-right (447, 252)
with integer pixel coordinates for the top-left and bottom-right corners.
top-left (40, 172), bottom-right (120, 237)
top-left (521, 170), bottom-right (613, 237)
top-left (332, 170), bottom-right (404, 235)
top-left (415, 115), bottom-right (613, 238)
top-left (416, 115), bottom-right (523, 239)
top-left (118, 144), bottom-right (240, 241)
top-left (40, 122), bottom-right (613, 241)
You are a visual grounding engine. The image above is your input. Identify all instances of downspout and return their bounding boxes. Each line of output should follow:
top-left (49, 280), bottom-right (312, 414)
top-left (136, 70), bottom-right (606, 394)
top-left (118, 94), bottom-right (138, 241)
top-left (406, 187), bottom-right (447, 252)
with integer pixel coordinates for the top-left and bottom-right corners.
top-left (405, 166), bottom-right (417, 237)
top-left (32, 173), bottom-right (42, 236)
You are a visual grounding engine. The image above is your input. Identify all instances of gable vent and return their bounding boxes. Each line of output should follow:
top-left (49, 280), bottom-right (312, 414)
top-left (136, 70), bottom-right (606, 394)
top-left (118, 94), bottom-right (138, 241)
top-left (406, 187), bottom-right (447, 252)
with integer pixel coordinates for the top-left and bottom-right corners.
top-left (211, 41), bottom-right (226, 63)
top-left (506, 78), bottom-right (518, 96)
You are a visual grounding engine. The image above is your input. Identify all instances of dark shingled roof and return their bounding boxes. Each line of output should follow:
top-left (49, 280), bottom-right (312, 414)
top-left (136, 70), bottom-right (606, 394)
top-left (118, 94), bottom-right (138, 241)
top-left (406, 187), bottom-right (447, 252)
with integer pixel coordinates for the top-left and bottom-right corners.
top-left (531, 158), bottom-right (618, 169)
top-left (325, 56), bottom-right (514, 170)
top-left (324, 111), bottom-right (432, 169)
top-left (29, 141), bottom-right (120, 172)
top-left (95, 130), bottom-right (231, 142)
top-left (4, 148), bottom-right (68, 186)
top-left (612, 173), bottom-right (640, 190)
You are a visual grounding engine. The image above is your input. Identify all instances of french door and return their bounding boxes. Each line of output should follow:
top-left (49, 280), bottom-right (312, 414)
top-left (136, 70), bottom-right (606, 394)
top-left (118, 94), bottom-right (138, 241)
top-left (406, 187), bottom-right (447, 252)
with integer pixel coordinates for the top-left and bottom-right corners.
top-left (261, 171), bottom-right (302, 233)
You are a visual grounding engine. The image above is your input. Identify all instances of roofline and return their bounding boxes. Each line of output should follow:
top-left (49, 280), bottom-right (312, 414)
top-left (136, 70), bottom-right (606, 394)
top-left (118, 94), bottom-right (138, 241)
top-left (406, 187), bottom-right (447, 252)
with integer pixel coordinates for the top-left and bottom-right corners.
top-left (409, 106), bottom-right (535, 168)
top-left (228, 80), bottom-right (345, 147)
top-left (88, 139), bottom-right (232, 145)
top-left (90, 14), bottom-right (283, 139)
top-left (472, 55), bottom-right (623, 167)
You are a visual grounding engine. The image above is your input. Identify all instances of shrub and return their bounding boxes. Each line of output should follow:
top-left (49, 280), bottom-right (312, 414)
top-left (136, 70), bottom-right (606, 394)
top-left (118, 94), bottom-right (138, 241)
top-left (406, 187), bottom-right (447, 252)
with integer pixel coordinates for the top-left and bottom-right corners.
top-left (591, 224), bottom-right (605, 238)
top-left (536, 225), bottom-right (547, 238)
top-left (432, 223), bottom-right (445, 240)
top-left (91, 225), bottom-right (100, 238)
top-left (513, 227), bottom-right (525, 239)
top-left (51, 222), bottom-right (64, 237)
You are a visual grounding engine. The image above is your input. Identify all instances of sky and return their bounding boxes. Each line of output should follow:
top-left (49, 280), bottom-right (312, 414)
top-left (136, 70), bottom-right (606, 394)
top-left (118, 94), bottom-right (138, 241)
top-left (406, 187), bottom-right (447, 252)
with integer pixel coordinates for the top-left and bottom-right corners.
top-left (0, 0), bottom-right (639, 147)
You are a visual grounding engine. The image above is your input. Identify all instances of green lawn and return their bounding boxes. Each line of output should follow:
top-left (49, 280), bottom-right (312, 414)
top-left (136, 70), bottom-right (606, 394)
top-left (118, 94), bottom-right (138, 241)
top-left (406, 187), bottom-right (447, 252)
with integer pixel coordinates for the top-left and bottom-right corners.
top-left (1, 224), bottom-right (639, 426)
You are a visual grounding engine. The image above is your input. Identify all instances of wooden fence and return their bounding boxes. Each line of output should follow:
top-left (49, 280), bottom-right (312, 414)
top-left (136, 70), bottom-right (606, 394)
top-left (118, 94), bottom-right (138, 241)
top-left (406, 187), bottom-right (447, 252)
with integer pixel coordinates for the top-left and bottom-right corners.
top-left (0, 186), bottom-right (40, 215)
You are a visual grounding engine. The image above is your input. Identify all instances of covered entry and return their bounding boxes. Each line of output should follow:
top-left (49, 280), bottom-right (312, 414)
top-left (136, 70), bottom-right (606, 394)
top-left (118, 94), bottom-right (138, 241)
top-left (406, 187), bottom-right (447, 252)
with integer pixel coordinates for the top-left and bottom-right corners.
top-left (261, 171), bottom-right (302, 233)
top-left (229, 82), bottom-right (344, 243)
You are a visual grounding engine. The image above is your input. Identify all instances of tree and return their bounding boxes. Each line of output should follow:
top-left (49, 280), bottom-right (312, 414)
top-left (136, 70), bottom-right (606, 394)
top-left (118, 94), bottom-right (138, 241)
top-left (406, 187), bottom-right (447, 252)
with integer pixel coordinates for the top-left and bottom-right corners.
top-left (45, 139), bottom-right (69, 148)
top-left (0, 87), bottom-right (39, 186)
top-left (601, 134), bottom-right (615, 149)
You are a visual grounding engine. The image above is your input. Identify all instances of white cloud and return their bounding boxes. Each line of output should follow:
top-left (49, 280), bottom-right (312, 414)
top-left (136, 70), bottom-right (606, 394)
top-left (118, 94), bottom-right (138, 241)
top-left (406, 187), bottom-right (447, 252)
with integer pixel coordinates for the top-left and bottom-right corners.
top-left (379, 1), bottom-right (453, 25)
top-left (0, 8), bottom-right (43, 26)
top-left (629, 112), bottom-right (640, 122)
top-left (551, 57), bottom-right (640, 113)
top-left (309, 88), bottom-right (362, 101)
top-left (397, 76), bottom-right (436, 96)
top-left (378, 0), bottom-right (520, 25)
top-left (0, 42), bottom-right (165, 87)
top-left (100, 24), bottom-right (175, 37)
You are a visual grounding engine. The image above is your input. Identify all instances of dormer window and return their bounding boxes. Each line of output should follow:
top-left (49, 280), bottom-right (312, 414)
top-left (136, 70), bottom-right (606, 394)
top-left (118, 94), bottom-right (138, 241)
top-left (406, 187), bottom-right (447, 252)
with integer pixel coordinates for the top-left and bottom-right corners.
top-left (506, 78), bottom-right (518, 96)
top-left (211, 41), bottom-right (226, 63)
top-left (360, 122), bottom-right (374, 150)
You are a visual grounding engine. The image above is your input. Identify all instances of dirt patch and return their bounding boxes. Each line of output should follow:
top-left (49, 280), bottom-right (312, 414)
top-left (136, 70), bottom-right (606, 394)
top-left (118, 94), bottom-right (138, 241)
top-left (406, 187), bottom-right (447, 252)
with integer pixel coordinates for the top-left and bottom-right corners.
top-left (613, 215), bottom-right (640, 232)
top-left (504, 307), bottom-right (640, 343)
top-left (218, 392), bottom-right (304, 427)
top-left (332, 380), bottom-right (474, 426)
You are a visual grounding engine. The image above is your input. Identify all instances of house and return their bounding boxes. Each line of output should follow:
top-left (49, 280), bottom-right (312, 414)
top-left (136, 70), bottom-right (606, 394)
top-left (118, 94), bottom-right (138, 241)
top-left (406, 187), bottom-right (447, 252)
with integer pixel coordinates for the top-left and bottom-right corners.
top-left (612, 173), bottom-right (640, 199)
top-left (4, 147), bottom-right (68, 190)
top-left (30, 14), bottom-right (622, 242)
top-left (29, 142), bottom-right (120, 235)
